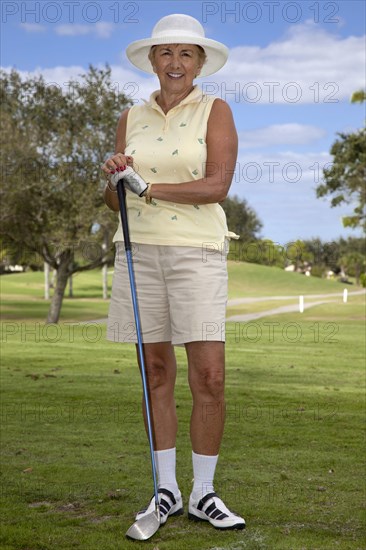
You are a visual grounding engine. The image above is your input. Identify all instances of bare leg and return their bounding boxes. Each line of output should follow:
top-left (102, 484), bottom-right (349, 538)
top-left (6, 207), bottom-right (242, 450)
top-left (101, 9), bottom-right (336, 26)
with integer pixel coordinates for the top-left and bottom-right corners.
top-left (186, 341), bottom-right (225, 455)
top-left (136, 342), bottom-right (177, 450)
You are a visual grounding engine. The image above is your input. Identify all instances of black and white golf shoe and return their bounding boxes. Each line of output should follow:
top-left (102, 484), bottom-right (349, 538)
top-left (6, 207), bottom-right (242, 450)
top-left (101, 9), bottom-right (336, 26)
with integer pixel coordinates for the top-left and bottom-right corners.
top-left (135, 488), bottom-right (183, 525)
top-left (188, 492), bottom-right (245, 530)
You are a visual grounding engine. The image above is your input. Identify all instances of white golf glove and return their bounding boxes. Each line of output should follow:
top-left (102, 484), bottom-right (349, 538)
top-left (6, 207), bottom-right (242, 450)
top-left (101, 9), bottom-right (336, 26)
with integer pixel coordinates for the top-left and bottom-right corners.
top-left (109, 166), bottom-right (148, 197)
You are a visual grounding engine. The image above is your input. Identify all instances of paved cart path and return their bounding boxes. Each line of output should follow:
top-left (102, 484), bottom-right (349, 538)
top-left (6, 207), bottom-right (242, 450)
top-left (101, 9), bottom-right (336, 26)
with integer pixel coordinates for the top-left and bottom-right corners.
top-left (226, 289), bottom-right (365, 321)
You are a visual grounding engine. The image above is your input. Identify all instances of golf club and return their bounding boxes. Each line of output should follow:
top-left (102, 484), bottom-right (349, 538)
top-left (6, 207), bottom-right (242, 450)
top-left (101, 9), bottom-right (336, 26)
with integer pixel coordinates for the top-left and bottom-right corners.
top-left (116, 179), bottom-right (160, 541)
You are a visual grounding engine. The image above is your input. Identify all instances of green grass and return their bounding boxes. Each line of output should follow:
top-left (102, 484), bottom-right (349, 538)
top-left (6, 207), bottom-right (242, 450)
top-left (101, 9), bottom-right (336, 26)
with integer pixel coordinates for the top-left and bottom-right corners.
top-left (227, 261), bottom-right (351, 298)
top-left (0, 270), bottom-right (112, 321)
top-left (0, 264), bottom-right (355, 322)
top-left (1, 266), bottom-right (365, 549)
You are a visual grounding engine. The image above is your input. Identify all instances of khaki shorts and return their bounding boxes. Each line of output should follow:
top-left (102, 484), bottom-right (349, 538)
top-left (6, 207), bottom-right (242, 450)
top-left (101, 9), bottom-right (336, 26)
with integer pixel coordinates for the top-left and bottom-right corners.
top-left (106, 242), bottom-right (228, 345)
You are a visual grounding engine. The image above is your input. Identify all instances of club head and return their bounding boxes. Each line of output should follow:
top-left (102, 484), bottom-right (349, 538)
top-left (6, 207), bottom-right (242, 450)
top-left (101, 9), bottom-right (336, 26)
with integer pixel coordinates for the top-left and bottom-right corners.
top-left (125, 510), bottom-right (160, 541)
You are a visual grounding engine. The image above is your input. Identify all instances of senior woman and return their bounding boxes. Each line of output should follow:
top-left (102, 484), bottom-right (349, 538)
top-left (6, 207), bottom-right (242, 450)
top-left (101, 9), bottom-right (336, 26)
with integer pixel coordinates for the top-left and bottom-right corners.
top-left (102, 14), bottom-right (245, 530)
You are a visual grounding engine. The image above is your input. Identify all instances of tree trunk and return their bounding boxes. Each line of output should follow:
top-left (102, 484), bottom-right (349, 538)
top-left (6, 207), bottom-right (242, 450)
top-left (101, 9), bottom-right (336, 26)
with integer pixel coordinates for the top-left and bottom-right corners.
top-left (51, 269), bottom-right (57, 289)
top-left (46, 251), bottom-right (72, 324)
top-left (44, 262), bottom-right (50, 300)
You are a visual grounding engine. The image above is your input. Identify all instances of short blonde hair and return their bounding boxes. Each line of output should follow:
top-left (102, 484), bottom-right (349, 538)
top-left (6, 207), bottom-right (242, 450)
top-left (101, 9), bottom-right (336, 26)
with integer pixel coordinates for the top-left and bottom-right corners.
top-left (148, 44), bottom-right (207, 68)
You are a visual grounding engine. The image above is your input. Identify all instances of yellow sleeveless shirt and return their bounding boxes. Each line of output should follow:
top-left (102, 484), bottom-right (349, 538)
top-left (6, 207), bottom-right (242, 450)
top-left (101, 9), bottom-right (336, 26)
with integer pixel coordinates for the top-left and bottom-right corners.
top-left (113, 85), bottom-right (233, 248)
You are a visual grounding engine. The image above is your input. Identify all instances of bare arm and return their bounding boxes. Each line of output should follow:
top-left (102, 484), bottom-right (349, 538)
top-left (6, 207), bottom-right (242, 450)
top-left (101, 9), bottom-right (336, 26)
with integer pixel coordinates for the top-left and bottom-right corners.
top-left (150, 99), bottom-right (238, 204)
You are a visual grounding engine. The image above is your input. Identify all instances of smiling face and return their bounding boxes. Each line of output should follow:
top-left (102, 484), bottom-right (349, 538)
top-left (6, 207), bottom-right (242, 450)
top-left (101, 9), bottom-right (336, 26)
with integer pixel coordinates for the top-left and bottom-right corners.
top-left (149, 44), bottom-right (204, 92)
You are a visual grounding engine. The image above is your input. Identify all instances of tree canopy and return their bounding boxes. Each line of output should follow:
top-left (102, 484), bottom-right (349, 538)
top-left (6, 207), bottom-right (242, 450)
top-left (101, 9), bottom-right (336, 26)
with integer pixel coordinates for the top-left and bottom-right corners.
top-left (0, 66), bottom-right (130, 322)
top-left (316, 89), bottom-right (366, 231)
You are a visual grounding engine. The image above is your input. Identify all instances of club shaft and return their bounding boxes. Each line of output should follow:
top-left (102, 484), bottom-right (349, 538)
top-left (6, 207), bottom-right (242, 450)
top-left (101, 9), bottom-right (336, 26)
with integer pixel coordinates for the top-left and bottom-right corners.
top-left (117, 182), bottom-right (159, 509)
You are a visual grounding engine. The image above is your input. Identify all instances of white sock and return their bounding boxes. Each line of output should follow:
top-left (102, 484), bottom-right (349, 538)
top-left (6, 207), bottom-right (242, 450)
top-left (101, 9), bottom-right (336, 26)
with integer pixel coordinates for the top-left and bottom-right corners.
top-left (191, 451), bottom-right (218, 500)
top-left (154, 447), bottom-right (179, 496)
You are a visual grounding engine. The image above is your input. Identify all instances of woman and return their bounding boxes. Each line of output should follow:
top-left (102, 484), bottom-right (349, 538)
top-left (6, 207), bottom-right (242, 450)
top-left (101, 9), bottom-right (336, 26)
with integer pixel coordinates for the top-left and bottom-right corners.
top-left (102, 14), bottom-right (245, 530)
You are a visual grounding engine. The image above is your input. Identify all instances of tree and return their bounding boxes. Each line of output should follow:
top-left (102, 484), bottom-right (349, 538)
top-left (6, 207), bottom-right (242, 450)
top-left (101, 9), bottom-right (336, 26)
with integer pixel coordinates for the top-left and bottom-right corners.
top-left (316, 90), bottom-right (366, 231)
top-left (221, 195), bottom-right (262, 242)
top-left (303, 238), bottom-right (341, 271)
top-left (339, 252), bottom-right (365, 285)
top-left (301, 236), bottom-right (365, 279)
top-left (337, 236), bottom-right (366, 259)
top-left (0, 66), bottom-right (129, 323)
top-left (351, 90), bottom-right (366, 104)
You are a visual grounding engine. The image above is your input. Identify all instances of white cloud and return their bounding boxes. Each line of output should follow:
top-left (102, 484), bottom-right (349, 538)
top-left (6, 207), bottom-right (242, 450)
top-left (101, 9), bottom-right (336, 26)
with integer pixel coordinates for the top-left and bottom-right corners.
top-left (239, 124), bottom-right (326, 149)
top-left (11, 20), bottom-right (365, 106)
top-left (20, 23), bottom-right (46, 33)
top-left (55, 22), bottom-right (115, 39)
top-left (200, 21), bottom-right (366, 104)
top-left (55, 24), bottom-right (89, 37)
top-left (231, 150), bottom-right (332, 191)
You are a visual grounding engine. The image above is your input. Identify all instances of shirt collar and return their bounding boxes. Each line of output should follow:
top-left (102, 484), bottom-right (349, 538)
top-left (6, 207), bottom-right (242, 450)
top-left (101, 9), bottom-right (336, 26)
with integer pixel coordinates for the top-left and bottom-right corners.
top-left (143, 85), bottom-right (204, 113)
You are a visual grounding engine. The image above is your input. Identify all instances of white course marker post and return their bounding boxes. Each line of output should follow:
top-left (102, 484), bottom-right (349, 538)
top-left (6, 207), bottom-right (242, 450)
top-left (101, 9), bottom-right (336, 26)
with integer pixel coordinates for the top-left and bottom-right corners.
top-left (343, 288), bottom-right (348, 303)
top-left (299, 295), bottom-right (304, 313)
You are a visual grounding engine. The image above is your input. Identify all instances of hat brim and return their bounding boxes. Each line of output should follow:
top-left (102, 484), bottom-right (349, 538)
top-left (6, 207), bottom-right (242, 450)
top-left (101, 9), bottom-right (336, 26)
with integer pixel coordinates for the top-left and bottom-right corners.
top-left (126, 36), bottom-right (228, 77)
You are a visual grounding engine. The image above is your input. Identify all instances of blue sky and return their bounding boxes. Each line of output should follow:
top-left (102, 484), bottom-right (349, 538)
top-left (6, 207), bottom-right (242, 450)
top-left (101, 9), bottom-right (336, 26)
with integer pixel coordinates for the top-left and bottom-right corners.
top-left (1, 0), bottom-right (365, 245)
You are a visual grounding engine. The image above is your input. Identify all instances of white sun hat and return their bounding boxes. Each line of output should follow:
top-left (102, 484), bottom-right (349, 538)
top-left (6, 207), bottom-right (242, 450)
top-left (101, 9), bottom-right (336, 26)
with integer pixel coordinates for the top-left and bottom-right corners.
top-left (126, 14), bottom-right (229, 77)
